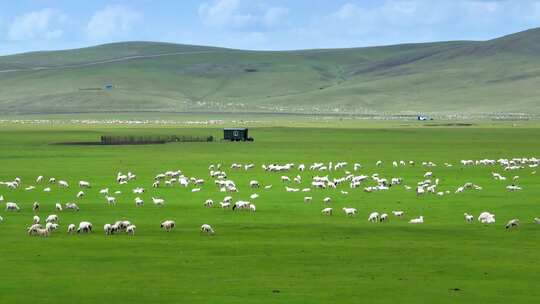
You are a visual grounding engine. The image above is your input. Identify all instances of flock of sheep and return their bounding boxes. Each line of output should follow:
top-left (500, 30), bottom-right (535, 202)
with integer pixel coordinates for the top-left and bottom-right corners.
top-left (1, 157), bottom-right (539, 237)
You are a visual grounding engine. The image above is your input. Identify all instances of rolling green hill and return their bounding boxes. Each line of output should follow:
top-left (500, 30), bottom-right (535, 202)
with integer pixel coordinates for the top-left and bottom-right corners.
top-left (1, 28), bottom-right (540, 115)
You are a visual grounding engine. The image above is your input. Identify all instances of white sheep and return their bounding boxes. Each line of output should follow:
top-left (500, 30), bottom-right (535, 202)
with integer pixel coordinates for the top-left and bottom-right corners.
top-left (204, 199), bottom-right (214, 208)
top-left (478, 212), bottom-right (496, 224)
top-left (33, 215), bottom-right (40, 224)
top-left (135, 197), bottom-right (144, 207)
top-left (65, 203), bottom-right (80, 211)
top-left (152, 197), bottom-right (165, 207)
top-left (250, 204), bottom-right (256, 212)
top-left (58, 180), bottom-right (69, 188)
top-left (5, 202), bottom-right (20, 212)
top-left (28, 226), bottom-right (49, 237)
top-left (304, 196), bottom-right (312, 203)
top-left (534, 217), bottom-right (540, 224)
top-left (45, 222), bottom-right (59, 232)
top-left (77, 191), bottom-right (85, 198)
top-left (380, 213), bottom-right (389, 222)
top-left (99, 188), bottom-right (109, 195)
top-left (46, 214), bottom-right (58, 223)
top-left (200, 224), bottom-right (215, 235)
top-left (323, 197), bottom-right (331, 204)
top-left (505, 219), bottom-right (519, 229)
top-left (342, 207), bottom-right (357, 217)
top-left (321, 207), bottom-right (333, 215)
top-left (67, 224), bottom-right (76, 234)
top-left (126, 225), bottom-right (136, 235)
top-left (77, 221), bottom-right (92, 233)
top-left (219, 202), bottom-right (230, 209)
top-left (392, 210), bottom-right (404, 217)
top-left (32, 202), bottom-right (40, 212)
top-left (250, 180), bottom-right (260, 188)
top-left (79, 181), bottom-right (91, 188)
top-left (105, 196), bottom-right (116, 206)
top-left (161, 220), bottom-right (176, 232)
top-left (368, 212), bottom-right (379, 222)
top-left (55, 203), bottom-right (63, 211)
top-left (250, 193), bottom-right (259, 199)
top-left (409, 216), bottom-right (424, 224)
top-left (464, 213), bottom-right (474, 223)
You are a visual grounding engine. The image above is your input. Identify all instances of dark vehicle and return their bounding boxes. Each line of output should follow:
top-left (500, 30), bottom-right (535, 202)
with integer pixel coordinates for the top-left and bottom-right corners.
top-left (223, 128), bottom-right (253, 141)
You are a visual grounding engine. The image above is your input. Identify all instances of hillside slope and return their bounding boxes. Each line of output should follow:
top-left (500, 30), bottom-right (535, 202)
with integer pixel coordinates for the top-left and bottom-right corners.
top-left (1, 29), bottom-right (540, 115)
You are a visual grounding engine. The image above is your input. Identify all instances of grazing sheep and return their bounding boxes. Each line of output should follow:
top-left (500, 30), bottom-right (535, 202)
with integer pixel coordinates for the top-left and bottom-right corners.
top-left (105, 196), bottom-right (116, 206)
top-left (323, 197), bottom-right (332, 204)
top-left (464, 213), bottom-right (474, 223)
top-left (28, 226), bottom-right (50, 237)
top-left (368, 212), bottom-right (379, 222)
top-left (135, 197), bottom-right (144, 207)
top-left (76, 191), bottom-right (85, 198)
top-left (33, 215), bottom-right (40, 224)
top-left (161, 220), bottom-right (175, 232)
top-left (36, 175), bottom-right (44, 183)
top-left (77, 221), bottom-right (92, 233)
top-left (46, 214), bottom-right (58, 223)
top-left (505, 219), bottom-right (519, 230)
top-left (321, 207), bottom-right (333, 215)
top-left (55, 203), bottom-right (63, 211)
top-left (43, 187), bottom-right (51, 193)
top-left (5, 202), bottom-right (20, 212)
top-left (104, 223), bottom-right (116, 235)
top-left (409, 216), bottom-right (424, 224)
top-left (219, 202), bottom-right (231, 209)
top-left (126, 225), bottom-right (136, 235)
top-left (45, 222), bottom-right (59, 232)
top-left (250, 180), bottom-right (260, 188)
top-left (200, 224), bottom-right (215, 235)
top-left (0, 215), bottom-right (3, 223)
top-left (48, 177), bottom-right (56, 184)
top-left (342, 207), bottom-right (357, 217)
top-left (249, 204), bottom-right (256, 212)
top-left (0, 195), bottom-right (3, 202)
top-left (534, 217), bottom-right (540, 224)
top-left (58, 180), bottom-right (69, 188)
top-left (99, 188), bottom-right (109, 195)
top-left (392, 210), bottom-right (404, 217)
top-left (67, 224), bottom-right (76, 234)
top-left (204, 199), bottom-right (214, 208)
top-left (79, 181), bottom-right (91, 188)
top-left (380, 213), bottom-right (389, 222)
top-left (478, 212), bottom-right (496, 224)
top-left (250, 193), bottom-right (259, 199)
top-left (32, 202), bottom-right (40, 212)
top-left (304, 196), bottom-right (312, 203)
top-left (152, 197), bottom-right (165, 207)
top-left (65, 203), bottom-right (80, 211)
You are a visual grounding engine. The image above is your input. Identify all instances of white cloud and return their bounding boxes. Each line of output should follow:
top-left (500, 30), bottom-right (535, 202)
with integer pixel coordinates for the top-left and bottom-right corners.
top-left (85, 5), bottom-right (142, 41)
top-left (198, 0), bottom-right (288, 30)
top-left (8, 9), bottom-right (67, 41)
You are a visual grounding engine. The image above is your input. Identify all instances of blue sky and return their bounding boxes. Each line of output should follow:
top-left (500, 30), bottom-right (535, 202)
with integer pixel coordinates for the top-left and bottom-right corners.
top-left (1, 0), bottom-right (540, 54)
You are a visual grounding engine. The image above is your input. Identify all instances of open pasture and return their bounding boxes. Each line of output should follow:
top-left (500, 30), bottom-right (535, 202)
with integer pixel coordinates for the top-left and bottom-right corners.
top-left (0, 123), bottom-right (539, 304)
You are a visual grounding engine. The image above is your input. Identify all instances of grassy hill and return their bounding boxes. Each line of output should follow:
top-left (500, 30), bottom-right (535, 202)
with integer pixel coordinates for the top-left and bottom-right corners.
top-left (1, 28), bottom-right (540, 115)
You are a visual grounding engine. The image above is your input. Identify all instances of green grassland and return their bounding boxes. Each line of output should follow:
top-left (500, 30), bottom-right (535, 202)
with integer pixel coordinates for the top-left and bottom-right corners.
top-left (2, 28), bottom-right (540, 115)
top-left (0, 122), bottom-right (539, 303)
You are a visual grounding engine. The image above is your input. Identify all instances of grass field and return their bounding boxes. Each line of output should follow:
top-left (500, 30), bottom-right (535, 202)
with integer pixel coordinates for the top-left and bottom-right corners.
top-left (0, 122), bottom-right (539, 303)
